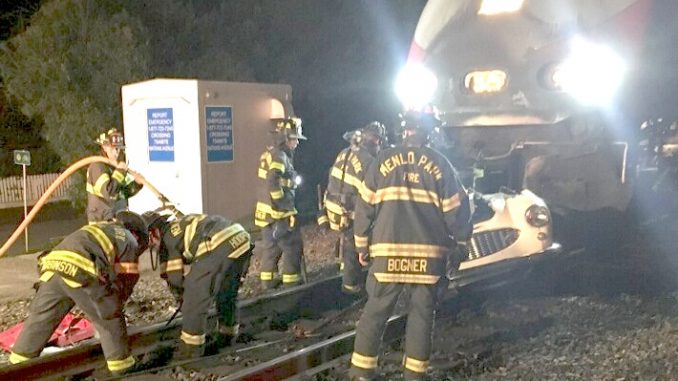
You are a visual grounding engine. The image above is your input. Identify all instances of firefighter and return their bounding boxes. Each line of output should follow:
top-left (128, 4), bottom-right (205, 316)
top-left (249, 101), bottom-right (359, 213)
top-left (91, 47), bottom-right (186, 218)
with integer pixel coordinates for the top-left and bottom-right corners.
top-left (348, 111), bottom-right (473, 381)
top-left (318, 121), bottom-right (386, 294)
top-left (87, 128), bottom-right (144, 223)
top-left (254, 117), bottom-right (306, 289)
top-left (143, 210), bottom-right (254, 360)
top-left (9, 211), bottom-right (148, 376)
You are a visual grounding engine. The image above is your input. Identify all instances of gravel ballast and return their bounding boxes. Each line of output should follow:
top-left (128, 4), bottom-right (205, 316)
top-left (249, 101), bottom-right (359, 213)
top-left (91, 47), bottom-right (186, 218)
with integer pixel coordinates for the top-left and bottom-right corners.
top-left (0, 224), bottom-right (676, 380)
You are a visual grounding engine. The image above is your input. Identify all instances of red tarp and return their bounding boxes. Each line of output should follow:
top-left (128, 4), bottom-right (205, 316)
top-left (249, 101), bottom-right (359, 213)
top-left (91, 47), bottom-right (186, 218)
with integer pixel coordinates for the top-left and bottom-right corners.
top-left (0, 313), bottom-right (95, 352)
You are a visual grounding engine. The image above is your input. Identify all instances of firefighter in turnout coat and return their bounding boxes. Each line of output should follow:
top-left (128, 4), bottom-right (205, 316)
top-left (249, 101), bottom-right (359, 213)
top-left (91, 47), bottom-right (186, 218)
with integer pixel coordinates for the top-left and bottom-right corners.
top-left (9, 211), bottom-right (148, 376)
top-left (254, 117), bottom-right (306, 289)
top-left (87, 128), bottom-right (144, 223)
top-left (143, 211), bottom-right (253, 359)
top-left (349, 111), bottom-right (473, 381)
top-left (318, 122), bottom-right (386, 294)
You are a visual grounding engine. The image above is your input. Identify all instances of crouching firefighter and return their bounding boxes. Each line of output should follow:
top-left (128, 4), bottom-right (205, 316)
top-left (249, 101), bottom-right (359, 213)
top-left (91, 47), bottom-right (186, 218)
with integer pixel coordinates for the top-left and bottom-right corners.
top-left (349, 111), bottom-right (473, 381)
top-left (255, 117), bottom-right (306, 289)
top-left (143, 211), bottom-right (254, 360)
top-left (318, 121), bottom-right (386, 294)
top-left (10, 211), bottom-right (148, 376)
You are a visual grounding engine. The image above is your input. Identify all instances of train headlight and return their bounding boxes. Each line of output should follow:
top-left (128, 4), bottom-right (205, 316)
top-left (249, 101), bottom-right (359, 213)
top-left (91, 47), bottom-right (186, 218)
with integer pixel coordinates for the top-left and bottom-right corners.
top-left (294, 175), bottom-right (303, 186)
top-left (478, 0), bottom-right (524, 15)
top-left (394, 63), bottom-right (438, 110)
top-left (525, 205), bottom-right (550, 227)
top-left (464, 70), bottom-right (507, 94)
top-left (550, 37), bottom-right (627, 107)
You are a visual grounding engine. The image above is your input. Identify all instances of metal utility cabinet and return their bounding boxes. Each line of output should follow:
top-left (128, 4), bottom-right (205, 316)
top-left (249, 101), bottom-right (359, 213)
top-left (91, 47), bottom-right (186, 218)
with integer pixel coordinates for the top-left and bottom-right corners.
top-left (121, 78), bottom-right (294, 226)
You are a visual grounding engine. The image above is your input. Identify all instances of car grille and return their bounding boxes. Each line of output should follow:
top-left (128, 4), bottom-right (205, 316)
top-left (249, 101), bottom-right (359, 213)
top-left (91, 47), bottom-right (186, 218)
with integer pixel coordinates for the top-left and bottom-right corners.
top-left (468, 228), bottom-right (519, 259)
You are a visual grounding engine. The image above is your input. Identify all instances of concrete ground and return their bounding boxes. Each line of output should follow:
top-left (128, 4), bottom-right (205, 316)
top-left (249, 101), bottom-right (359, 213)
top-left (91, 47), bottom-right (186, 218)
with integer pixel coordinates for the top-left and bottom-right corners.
top-left (0, 215), bottom-right (168, 303)
top-left (0, 208), bottom-right (83, 302)
top-left (0, 203), bottom-right (113, 302)
top-left (0, 203), bottom-right (262, 303)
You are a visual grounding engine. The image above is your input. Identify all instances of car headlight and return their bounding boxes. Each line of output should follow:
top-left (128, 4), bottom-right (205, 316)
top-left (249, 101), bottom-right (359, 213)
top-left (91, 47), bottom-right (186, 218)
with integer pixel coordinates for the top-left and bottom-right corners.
top-left (394, 63), bottom-right (438, 110)
top-left (525, 205), bottom-right (550, 227)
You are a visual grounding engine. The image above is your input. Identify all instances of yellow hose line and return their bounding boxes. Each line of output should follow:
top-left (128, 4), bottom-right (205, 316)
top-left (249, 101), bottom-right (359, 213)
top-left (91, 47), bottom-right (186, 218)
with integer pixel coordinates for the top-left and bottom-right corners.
top-left (0, 156), bottom-right (176, 258)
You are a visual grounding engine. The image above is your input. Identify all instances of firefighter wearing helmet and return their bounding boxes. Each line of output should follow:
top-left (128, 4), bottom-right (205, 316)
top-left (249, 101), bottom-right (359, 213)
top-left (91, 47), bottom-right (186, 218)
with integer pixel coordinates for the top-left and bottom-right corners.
top-left (86, 128), bottom-right (144, 223)
top-left (142, 209), bottom-right (253, 360)
top-left (254, 117), bottom-right (306, 290)
top-left (10, 211), bottom-right (148, 376)
top-left (348, 111), bottom-right (473, 381)
top-left (318, 121), bottom-right (386, 294)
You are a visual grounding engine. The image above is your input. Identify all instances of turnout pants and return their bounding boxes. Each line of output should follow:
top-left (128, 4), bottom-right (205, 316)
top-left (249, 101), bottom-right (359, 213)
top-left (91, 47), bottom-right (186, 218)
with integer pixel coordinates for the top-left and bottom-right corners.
top-left (180, 245), bottom-right (252, 353)
top-left (349, 274), bottom-right (445, 381)
top-left (340, 227), bottom-right (364, 292)
top-left (10, 275), bottom-right (134, 373)
top-left (259, 223), bottom-right (303, 287)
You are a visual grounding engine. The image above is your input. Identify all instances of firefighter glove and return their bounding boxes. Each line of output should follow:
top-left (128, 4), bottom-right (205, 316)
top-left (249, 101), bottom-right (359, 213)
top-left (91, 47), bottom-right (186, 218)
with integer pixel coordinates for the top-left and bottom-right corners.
top-left (446, 241), bottom-right (469, 279)
top-left (272, 218), bottom-right (290, 240)
top-left (115, 161), bottom-right (128, 172)
top-left (358, 251), bottom-right (370, 267)
top-left (170, 286), bottom-right (184, 305)
top-left (317, 212), bottom-right (330, 232)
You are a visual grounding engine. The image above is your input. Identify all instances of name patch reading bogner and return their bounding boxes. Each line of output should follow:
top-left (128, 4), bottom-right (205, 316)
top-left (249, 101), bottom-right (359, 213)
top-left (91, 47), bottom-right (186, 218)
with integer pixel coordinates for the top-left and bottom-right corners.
top-left (387, 258), bottom-right (428, 273)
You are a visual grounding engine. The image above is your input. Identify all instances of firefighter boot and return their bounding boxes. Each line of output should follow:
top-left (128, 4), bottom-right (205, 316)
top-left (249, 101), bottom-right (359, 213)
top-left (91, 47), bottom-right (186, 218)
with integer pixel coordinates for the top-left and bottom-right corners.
top-left (403, 370), bottom-right (429, 381)
top-left (107, 357), bottom-right (149, 377)
top-left (261, 278), bottom-right (281, 290)
top-left (172, 342), bottom-right (205, 362)
top-left (282, 281), bottom-right (301, 289)
top-left (213, 333), bottom-right (234, 349)
top-left (342, 283), bottom-right (363, 295)
top-left (208, 323), bottom-right (239, 353)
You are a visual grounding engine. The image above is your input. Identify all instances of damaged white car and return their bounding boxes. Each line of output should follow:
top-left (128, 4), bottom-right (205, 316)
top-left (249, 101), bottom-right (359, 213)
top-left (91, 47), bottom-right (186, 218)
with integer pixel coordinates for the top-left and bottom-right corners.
top-left (451, 189), bottom-right (561, 289)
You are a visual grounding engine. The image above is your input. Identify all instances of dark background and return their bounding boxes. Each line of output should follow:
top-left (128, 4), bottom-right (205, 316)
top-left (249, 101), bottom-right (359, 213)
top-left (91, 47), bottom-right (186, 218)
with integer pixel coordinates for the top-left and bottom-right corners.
top-left (0, 0), bottom-right (676, 213)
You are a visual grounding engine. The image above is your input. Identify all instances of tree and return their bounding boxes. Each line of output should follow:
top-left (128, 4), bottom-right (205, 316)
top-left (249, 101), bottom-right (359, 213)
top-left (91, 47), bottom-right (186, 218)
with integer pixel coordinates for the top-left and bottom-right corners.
top-left (0, 0), bottom-right (42, 41)
top-left (0, 88), bottom-right (62, 177)
top-left (123, 0), bottom-right (255, 81)
top-left (0, 0), bottom-right (151, 165)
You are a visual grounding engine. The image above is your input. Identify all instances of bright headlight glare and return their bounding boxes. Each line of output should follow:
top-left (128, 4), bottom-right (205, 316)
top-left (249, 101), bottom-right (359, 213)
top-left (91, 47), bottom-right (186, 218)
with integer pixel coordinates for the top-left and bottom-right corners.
top-left (294, 175), bottom-right (303, 186)
top-left (556, 37), bottom-right (627, 106)
top-left (478, 0), bottom-right (524, 15)
top-left (394, 63), bottom-right (438, 110)
top-left (525, 205), bottom-right (550, 227)
top-left (465, 70), bottom-right (507, 94)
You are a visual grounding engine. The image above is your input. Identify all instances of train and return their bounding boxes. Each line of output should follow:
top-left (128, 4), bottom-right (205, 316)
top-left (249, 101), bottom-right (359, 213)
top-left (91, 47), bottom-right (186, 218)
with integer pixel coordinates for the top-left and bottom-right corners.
top-left (395, 0), bottom-right (656, 215)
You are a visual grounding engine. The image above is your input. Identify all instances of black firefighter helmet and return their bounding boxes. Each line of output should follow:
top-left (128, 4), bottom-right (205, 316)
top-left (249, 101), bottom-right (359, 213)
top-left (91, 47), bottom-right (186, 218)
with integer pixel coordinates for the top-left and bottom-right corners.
top-left (95, 128), bottom-right (125, 148)
top-left (115, 211), bottom-right (149, 252)
top-left (273, 117), bottom-right (307, 143)
top-left (141, 209), bottom-right (174, 231)
top-left (342, 121), bottom-right (387, 146)
top-left (399, 110), bottom-right (442, 138)
top-left (361, 121), bottom-right (387, 141)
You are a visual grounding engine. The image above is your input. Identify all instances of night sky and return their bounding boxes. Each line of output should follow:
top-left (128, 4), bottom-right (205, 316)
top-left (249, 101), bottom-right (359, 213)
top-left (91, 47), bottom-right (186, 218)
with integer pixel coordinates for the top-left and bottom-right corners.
top-left (0, 0), bottom-right (676, 204)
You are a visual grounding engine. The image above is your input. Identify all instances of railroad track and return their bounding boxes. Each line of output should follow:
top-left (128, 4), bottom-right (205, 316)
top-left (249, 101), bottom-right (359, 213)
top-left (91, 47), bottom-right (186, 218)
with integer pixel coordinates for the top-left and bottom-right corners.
top-left (0, 274), bottom-right (355, 381)
top-left (0, 245), bottom-right (565, 380)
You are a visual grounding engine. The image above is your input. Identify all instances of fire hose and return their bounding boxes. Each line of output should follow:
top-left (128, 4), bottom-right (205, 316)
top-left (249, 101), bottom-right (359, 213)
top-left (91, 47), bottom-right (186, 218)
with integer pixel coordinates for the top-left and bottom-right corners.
top-left (0, 155), bottom-right (176, 258)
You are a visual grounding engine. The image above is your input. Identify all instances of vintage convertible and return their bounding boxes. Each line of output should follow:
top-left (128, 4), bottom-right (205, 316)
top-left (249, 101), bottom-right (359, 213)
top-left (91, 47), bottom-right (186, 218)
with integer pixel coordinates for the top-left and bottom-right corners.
top-left (451, 188), bottom-right (561, 290)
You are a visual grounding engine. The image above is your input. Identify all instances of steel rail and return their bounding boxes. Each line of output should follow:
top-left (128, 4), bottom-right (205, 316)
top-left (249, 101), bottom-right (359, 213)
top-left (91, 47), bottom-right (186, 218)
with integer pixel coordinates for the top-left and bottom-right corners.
top-left (220, 315), bottom-right (407, 381)
top-left (218, 247), bottom-right (568, 381)
top-left (0, 245), bottom-right (567, 380)
top-left (0, 274), bottom-right (347, 381)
